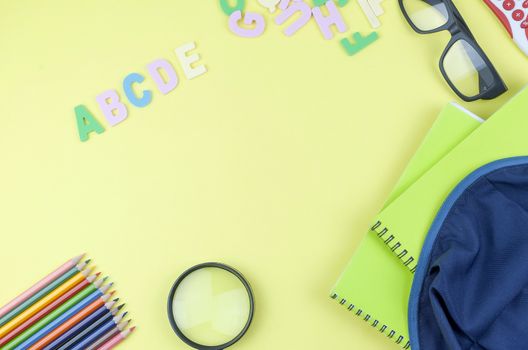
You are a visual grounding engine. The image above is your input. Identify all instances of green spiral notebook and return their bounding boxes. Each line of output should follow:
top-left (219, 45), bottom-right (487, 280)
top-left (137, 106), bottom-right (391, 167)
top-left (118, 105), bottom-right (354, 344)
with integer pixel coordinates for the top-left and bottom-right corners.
top-left (331, 102), bottom-right (483, 348)
top-left (373, 86), bottom-right (528, 275)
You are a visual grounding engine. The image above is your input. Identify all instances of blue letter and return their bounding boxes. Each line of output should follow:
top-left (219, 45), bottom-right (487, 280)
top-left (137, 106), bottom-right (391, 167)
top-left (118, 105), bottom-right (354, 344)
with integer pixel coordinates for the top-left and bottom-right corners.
top-left (123, 73), bottom-right (152, 108)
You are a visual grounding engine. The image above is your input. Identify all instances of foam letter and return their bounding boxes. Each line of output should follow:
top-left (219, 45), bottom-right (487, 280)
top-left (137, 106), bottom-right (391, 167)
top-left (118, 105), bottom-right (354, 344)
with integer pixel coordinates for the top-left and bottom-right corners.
top-left (123, 73), bottom-right (153, 108)
top-left (228, 10), bottom-right (266, 38)
top-left (96, 90), bottom-right (128, 126)
top-left (147, 59), bottom-right (179, 95)
top-left (275, 0), bottom-right (312, 36)
top-left (220, 0), bottom-right (245, 15)
top-left (358, 0), bottom-right (380, 28)
top-left (257, 0), bottom-right (281, 13)
top-left (368, 0), bottom-right (384, 16)
top-left (174, 42), bottom-right (207, 80)
top-left (312, 0), bottom-right (348, 40)
top-left (74, 105), bottom-right (105, 142)
top-left (340, 32), bottom-right (378, 55)
top-left (313, 0), bottom-right (348, 6)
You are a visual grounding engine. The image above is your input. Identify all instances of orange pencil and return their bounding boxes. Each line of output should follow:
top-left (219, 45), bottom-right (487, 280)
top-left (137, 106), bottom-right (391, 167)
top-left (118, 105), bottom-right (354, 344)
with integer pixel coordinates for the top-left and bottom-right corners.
top-left (0, 275), bottom-right (103, 347)
top-left (0, 267), bottom-right (94, 338)
top-left (27, 294), bottom-right (117, 350)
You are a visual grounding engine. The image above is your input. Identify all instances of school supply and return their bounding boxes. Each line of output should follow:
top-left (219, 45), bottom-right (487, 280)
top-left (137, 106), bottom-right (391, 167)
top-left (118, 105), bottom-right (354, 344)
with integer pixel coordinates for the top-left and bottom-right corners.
top-left (351, 86), bottom-right (528, 348)
top-left (373, 86), bottom-right (528, 274)
top-left (399, 0), bottom-right (507, 101)
top-left (357, 0), bottom-right (384, 28)
top-left (68, 316), bottom-right (128, 350)
top-left (483, 0), bottom-right (528, 56)
top-left (85, 326), bottom-right (121, 350)
top-left (0, 255), bottom-right (84, 320)
top-left (2, 280), bottom-right (106, 350)
top-left (0, 278), bottom-right (103, 347)
top-left (0, 262), bottom-right (90, 329)
top-left (14, 292), bottom-right (113, 349)
top-left (409, 156), bottom-right (528, 350)
top-left (98, 327), bottom-right (135, 350)
top-left (331, 102), bottom-right (483, 348)
top-left (0, 255), bottom-right (133, 350)
top-left (168, 263), bottom-right (254, 350)
top-left (85, 325), bottom-right (122, 350)
top-left (341, 32), bottom-right (379, 55)
top-left (42, 305), bottom-right (124, 350)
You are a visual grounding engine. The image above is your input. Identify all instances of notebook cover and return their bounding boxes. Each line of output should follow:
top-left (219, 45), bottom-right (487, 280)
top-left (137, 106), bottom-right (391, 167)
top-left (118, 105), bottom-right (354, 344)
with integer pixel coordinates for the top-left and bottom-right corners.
top-left (372, 86), bottom-right (528, 274)
top-left (331, 103), bottom-right (483, 348)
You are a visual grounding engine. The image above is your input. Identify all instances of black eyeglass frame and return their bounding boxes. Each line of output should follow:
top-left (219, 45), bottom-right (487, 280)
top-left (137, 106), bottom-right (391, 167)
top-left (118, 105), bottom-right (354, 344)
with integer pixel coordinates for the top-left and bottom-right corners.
top-left (398, 0), bottom-right (507, 102)
top-left (167, 262), bottom-right (255, 350)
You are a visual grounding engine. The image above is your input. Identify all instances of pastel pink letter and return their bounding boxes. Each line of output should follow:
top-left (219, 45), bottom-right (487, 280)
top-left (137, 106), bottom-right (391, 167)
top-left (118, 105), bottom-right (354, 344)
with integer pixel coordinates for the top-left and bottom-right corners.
top-left (96, 90), bottom-right (128, 126)
top-left (275, 0), bottom-right (312, 36)
top-left (147, 59), bottom-right (179, 95)
top-left (228, 10), bottom-right (266, 37)
top-left (312, 0), bottom-right (348, 40)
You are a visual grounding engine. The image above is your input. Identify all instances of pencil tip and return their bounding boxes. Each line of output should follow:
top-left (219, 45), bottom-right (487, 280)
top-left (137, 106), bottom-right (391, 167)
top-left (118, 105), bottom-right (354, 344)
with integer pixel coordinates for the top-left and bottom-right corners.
top-left (73, 254), bottom-right (85, 263)
top-left (117, 304), bottom-right (125, 310)
top-left (122, 311), bottom-right (128, 317)
top-left (95, 272), bottom-right (101, 276)
top-left (130, 326), bottom-right (136, 331)
top-left (113, 298), bottom-right (120, 302)
top-left (85, 259), bottom-right (92, 264)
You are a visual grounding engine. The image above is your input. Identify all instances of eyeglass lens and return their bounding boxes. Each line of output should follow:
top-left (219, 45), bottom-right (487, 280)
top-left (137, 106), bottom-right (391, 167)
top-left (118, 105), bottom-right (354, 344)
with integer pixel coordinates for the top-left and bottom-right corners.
top-left (443, 39), bottom-right (495, 98)
top-left (401, 0), bottom-right (449, 31)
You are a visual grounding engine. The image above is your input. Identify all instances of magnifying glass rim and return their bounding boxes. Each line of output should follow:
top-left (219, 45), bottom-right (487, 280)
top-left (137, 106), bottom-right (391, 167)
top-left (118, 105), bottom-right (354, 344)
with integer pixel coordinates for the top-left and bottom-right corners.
top-left (167, 262), bottom-right (255, 350)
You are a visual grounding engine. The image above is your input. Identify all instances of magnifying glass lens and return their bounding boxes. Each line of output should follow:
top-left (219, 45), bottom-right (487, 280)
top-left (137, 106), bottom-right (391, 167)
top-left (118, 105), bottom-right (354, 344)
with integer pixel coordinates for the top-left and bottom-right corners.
top-left (170, 266), bottom-right (252, 347)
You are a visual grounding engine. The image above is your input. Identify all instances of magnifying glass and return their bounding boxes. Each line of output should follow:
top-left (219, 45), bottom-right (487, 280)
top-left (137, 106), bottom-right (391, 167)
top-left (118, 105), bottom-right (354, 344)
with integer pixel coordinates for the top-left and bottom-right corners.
top-left (167, 263), bottom-right (255, 350)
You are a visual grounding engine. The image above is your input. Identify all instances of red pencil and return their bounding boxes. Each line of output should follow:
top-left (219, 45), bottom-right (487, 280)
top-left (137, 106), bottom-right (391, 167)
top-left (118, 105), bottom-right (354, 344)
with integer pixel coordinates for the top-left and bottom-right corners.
top-left (97, 326), bottom-right (135, 350)
top-left (0, 275), bottom-right (102, 347)
top-left (0, 255), bottom-right (84, 319)
top-left (27, 295), bottom-right (117, 350)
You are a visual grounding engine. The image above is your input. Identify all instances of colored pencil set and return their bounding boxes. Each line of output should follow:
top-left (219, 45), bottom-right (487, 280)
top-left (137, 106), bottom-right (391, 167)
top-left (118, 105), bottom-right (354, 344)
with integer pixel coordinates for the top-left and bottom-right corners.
top-left (0, 255), bottom-right (134, 350)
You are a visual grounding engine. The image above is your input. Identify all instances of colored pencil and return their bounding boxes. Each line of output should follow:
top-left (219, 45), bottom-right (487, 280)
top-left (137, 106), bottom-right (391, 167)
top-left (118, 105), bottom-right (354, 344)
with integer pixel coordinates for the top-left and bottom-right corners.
top-left (9, 290), bottom-right (112, 350)
top-left (0, 261), bottom-right (89, 329)
top-left (1, 279), bottom-right (106, 350)
top-left (44, 304), bottom-right (123, 350)
top-left (26, 297), bottom-right (117, 350)
top-left (84, 326), bottom-right (119, 350)
top-left (56, 307), bottom-right (124, 350)
top-left (0, 255), bottom-right (84, 320)
top-left (63, 314), bottom-right (128, 350)
top-left (97, 326), bottom-right (135, 350)
top-left (0, 266), bottom-right (93, 338)
top-left (0, 276), bottom-right (101, 347)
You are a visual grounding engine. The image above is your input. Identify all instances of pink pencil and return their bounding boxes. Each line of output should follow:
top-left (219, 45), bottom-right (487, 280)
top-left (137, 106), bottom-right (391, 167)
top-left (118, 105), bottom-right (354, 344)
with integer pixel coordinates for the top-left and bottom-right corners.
top-left (0, 254), bottom-right (84, 319)
top-left (97, 326), bottom-right (135, 350)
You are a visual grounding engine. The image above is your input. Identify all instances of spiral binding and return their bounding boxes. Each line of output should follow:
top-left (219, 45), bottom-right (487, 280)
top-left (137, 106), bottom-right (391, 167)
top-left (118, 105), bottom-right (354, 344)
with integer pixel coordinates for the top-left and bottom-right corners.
top-left (370, 220), bottom-right (417, 273)
top-left (331, 293), bottom-right (411, 349)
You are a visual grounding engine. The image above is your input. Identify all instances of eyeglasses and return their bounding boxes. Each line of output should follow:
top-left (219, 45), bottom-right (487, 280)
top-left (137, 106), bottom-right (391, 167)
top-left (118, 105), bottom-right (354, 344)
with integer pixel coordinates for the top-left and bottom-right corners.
top-left (399, 0), bottom-right (507, 102)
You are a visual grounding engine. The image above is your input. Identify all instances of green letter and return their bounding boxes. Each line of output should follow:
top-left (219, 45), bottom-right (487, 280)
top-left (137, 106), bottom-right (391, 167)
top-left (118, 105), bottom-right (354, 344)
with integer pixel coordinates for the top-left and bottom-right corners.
top-left (75, 105), bottom-right (105, 142)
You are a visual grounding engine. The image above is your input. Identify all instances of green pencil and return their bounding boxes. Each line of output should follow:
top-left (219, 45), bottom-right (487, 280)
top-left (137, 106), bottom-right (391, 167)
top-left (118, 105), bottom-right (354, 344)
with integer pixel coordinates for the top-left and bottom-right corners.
top-left (2, 279), bottom-right (110, 350)
top-left (0, 260), bottom-right (90, 328)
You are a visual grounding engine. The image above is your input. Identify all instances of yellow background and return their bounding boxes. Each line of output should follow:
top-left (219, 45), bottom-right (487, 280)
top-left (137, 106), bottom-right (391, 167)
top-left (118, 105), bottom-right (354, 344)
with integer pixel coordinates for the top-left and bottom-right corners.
top-left (0, 1), bottom-right (526, 349)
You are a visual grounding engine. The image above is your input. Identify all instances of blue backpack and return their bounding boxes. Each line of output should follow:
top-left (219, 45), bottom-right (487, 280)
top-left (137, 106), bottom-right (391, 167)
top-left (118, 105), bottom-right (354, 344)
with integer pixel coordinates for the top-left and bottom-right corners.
top-left (409, 157), bottom-right (528, 350)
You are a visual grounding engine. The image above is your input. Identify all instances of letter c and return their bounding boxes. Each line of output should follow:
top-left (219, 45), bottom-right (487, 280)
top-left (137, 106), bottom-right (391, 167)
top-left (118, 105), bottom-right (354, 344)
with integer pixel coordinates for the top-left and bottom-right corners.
top-left (123, 73), bottom-right (153, 108)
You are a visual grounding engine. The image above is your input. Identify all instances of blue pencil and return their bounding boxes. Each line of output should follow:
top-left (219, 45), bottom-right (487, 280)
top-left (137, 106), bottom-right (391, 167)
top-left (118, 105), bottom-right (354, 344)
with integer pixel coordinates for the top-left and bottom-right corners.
top-left (53, 304), bottom-right (125, 350)
top-left (66, 316), bottom-right (128, 350)
top-left (13, 289), bottom-right (111, 350)
top-left (0, 261), bottom-right (89, 327)
top-left (42, 301), bottom-right (120, 350)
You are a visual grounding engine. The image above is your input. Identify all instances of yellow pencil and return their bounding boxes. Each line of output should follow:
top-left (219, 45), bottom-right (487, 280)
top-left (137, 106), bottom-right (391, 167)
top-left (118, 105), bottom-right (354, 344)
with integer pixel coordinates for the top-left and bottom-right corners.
top-left (0, 267), bottom-right (94, 338)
